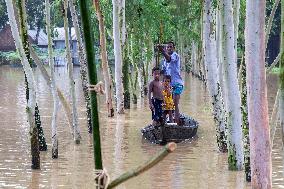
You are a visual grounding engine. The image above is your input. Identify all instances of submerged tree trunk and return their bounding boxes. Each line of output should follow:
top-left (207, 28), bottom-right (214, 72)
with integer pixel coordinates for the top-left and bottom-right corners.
top-left (69, 0), bottom-right (93, 132)
top-left (203, 0), bottom-right (227, 152)
top-left (17, 0), bottom-right (47, 152)
top-left (112, 0), bottom-right (124, 113)
top-left (246, 0), bottom-right (272, 187)
top-left (45, 0), bottom-right (59, 158)
top-left (6, 0), bottom-right (40, 169)
top-left (79, 0), bottom-right (103, 170)
top-left (63, 0), bottom-right (80, 143)
top-left (93, 0), bottom-right (115, 116)
top-left (220, 0), bottom-right (244, 170)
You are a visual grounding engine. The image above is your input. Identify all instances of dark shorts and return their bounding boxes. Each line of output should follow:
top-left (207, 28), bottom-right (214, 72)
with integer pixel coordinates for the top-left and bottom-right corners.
top-left (151, 98), bottom-right (163, 122)
top-left (172, 83), bottom-right (184, 95)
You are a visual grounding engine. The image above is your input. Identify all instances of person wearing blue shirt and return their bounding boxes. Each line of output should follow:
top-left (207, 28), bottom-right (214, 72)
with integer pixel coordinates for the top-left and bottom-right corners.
top-left (158, 41), bottom-right (184, 125)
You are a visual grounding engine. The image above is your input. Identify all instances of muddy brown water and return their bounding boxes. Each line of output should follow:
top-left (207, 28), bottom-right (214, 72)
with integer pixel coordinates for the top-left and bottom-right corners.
top-left (0, 65), bottom-right (283, 188)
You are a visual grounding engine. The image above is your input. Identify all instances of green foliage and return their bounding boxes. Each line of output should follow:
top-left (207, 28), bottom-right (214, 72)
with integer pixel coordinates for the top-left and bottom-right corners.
top-left (0, 0), bottom-right (8, 29)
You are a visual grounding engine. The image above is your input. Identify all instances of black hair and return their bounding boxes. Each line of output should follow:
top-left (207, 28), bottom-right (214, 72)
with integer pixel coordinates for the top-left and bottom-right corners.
top-left (164, 75), bottom-right (171, 81)
top-left (152, 67), bottom-right (160, 73)
top-left (168, 41), bottom-right (175, 47)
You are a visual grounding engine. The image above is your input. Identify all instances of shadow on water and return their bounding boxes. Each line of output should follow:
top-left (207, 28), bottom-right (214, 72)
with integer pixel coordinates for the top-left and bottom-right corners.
top-left (0, 65), bottom-right (283, 188)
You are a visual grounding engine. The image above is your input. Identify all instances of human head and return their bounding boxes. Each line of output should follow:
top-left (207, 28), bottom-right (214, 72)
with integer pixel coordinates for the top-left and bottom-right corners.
top-left (167, 41), bottom-right (175, 55)
top-left (163, 75), bottom-right (171, 86)
top-left (152, 67), bottom-right (160, 80)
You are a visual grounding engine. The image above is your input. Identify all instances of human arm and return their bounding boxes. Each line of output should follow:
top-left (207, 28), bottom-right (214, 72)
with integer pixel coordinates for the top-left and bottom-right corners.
top-left (148, 82), bottom-right (154, 110)
top-left (158, 45), bottom-right (171, 62)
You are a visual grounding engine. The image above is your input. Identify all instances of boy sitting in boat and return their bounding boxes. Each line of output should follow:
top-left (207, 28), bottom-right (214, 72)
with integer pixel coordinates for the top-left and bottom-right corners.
top-left (162, 75), bottom-right (175, 123)
top-left (148, 67), bottom-right (164, 126)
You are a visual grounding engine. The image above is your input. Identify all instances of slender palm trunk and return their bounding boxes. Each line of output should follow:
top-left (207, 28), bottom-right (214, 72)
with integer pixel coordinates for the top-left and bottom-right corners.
top-left (246, 0), bottom-right (272, 187)
top-left (6, 0), bottom-right (39, 169)
top-left (203, 0), bottom-right (227, 153)
top-left (69, 0), bottom-right (93, 132)
top-left (93, 0), bottom-right (115, 116)
top-left (129, 34), bottom-right (138, 104)
top-left (63, 0), bottom-right (80, 143)
top-left (112, 0), bottom-right (124, 113)
top-left (280, 0), bottom-right (284, 150)
top-left (233, 0), bottom-right (240, 65)
top-left (239, 57), bottom-right (251, 182)
top-left (17, 0), bottom-right (47, 152)
top-left (265, 0), bottom-right (281, 50)
top-left (45, 0), bottom-right (59, 158)
top-left (220, 0), bottom-right (244, 170)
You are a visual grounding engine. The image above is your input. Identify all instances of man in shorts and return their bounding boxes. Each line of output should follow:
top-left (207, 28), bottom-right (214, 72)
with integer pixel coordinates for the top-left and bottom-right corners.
top-left (159, 41), bottom-right (184, 125)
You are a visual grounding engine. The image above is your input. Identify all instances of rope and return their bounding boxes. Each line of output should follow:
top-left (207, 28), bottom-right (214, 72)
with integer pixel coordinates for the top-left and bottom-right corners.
top-left (94, 169), bottom-right (110, 189)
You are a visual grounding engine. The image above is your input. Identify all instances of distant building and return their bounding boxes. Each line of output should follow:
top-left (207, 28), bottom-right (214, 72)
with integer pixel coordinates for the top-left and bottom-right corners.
top-left (0, 25), bottom-right (48, 51)
top-left (53, 27), bottom-right (79, 66)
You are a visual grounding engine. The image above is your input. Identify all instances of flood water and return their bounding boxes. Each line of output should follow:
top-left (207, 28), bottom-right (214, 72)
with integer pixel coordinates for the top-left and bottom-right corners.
top-left (0, 65), bottom-right (283, 189)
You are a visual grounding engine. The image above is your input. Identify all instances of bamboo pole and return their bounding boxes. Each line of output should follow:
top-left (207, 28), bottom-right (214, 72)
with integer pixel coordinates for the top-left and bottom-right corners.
top-left (107, 142), bottom-right (177, 189)
top-left (79, 0), bottom-right (103, 169)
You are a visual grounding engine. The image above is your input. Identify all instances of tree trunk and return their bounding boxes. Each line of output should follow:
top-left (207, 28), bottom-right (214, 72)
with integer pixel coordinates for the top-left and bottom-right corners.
top-left (129, 34), bottom-right (138, 104)
top-left (112, 0), bottom-right (124, 113)
top-left (93, 0), bottom-right (115, 116)
top-left (79, 0), bottom-right (103, 170)
top-left (45, 0), bottom-right (59, 158)
top-left (63, 0), bottom-right (80, 143)
top-left (220, 0), bottom-right (244, 170)
top-left (239, 56), bottom-right (251, 182)
top-left (233, 0), bottom-right (240, 64)
top-left (69, 0), bottom-right (93, 132)
top-left (6, 0), bottom-right (40, 169)
top-left (280, 0), bottom-right (284, 152)
top-left (191, 41), bottom-right (196, 75)
top-left (265, 0), bottom-right (280, 50)
top-left (17, 0), bottom-right (47, 152)
top-left (246, 0), bottom-right (272, 187)
top-left (203, 0), bottom-right (227, 153)
top-left (217, 7), bottom-right (227, 110)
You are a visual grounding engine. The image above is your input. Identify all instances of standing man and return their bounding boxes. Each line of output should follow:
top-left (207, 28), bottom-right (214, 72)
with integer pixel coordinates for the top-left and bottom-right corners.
top-left (159, 41), bottom-right (184, 125)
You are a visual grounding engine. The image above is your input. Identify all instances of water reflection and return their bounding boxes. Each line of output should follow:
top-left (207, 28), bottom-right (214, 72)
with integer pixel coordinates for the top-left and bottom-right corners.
top-left (0, 65), bottom-right (283, 188)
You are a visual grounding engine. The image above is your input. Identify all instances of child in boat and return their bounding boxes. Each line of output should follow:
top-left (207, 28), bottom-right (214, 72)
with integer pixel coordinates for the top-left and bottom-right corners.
top-left (148, 67), bottom-right (164, 126)
top-left (162, 75), bottom-right (175, 123)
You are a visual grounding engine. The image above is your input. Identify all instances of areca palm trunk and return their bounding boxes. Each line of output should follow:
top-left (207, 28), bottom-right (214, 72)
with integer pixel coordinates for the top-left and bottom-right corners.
top-left (5, 0), bottom-right (40, 169)
top-left (203, 0), bottom-right (227, 152)
top-left (45, 0), bottom-right (59, 158)
top-left (280, 0), bottom-right (284, 150)
top-left (17, 0), bottom-right (47, 152)
top-left (220, 0), bottom-right (244, 170)
top-left (246, 0), bottom-right (272, 187)
top-left (93, 0), bottom-right (115, 116)
top-left (69, 0), bottom-right (93, 131)
top-left (113, 0), bottom-right (124, 113)
top-left (63, 0), bottom-right (80, 143)
top-left (239, 57), bottom-right (251, 182)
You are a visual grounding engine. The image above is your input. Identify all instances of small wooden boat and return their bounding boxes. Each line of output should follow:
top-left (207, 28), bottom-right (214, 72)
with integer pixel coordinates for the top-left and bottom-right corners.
top-left (141, 114), bottom-right (199, 144)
